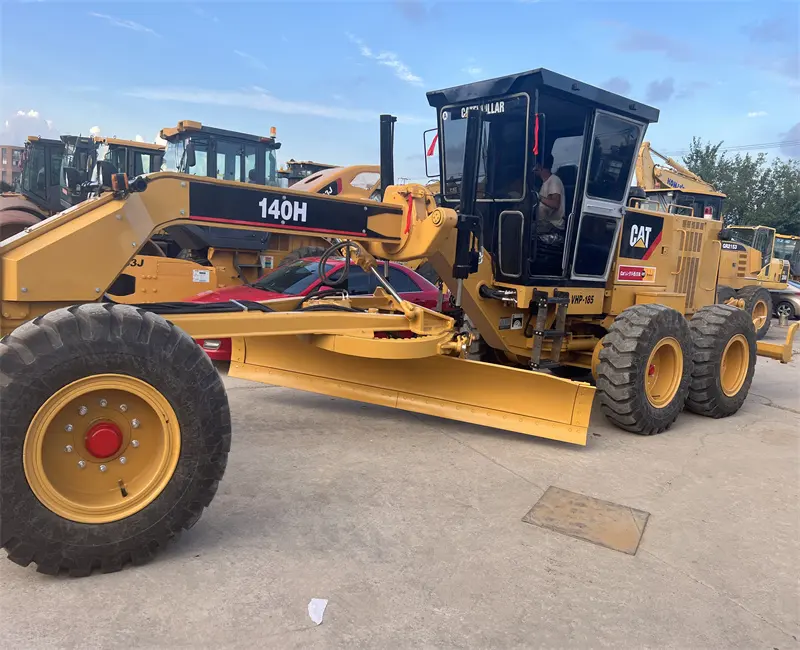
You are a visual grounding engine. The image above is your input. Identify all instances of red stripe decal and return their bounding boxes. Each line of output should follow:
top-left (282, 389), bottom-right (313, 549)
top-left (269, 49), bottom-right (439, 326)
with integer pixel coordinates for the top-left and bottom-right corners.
top-left (190, 215), bottom-right (373, 238)
top-left (404, 194), bottom-right (413, 235)
top-left (643, 231), bottom-right (662, 260)
top-left (426, 133), bottom-right (438, 157)
top-left (533, 114), bottom-right (539, 155)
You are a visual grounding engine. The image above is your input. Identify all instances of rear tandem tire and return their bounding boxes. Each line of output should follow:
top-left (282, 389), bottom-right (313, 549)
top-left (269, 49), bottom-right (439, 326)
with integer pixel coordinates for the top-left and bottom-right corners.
top-left (685, 304), bottom-right (756, 418)
top-left (0, 303), bottom-right (231, 576)
top-left (596, 304), bottom-right (693, 435)
top-left (736, 285), bottom-right (772, 339)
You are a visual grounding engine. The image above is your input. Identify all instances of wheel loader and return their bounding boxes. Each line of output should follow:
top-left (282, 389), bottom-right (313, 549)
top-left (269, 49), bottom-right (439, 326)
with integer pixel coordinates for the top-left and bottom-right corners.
top-left (109, 121), bottom-right (381, 304)
top-left (635, 142), bottom-right (790, 338)
top-left (1, 68), bottom-right (797, 576)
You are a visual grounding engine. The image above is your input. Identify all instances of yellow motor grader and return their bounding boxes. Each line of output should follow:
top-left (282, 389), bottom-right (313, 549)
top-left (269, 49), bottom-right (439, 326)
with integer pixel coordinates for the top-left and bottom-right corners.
top-left (1, 69), bottom-right (796, 576)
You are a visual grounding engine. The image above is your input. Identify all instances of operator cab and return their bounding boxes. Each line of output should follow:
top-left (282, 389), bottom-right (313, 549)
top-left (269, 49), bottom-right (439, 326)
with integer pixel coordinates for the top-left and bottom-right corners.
top-left (60, 135), bottom-right (99, 209)
top-left (18, 136), bottom-right (65, 214)
top-left (427, 69), bottom-right (659, 287)
top-left (644, 188), bottom-right (725, 221)
top-left (160, 120), bottom-right (280, 186)
top-left (727, 225), bottom-right (776, 270)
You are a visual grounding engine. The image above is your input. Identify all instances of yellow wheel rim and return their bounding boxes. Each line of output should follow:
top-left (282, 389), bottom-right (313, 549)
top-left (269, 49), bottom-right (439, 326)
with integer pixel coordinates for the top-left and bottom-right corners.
top-left (645, 337), bottom-right (683, 408)
top-left (752, 300), bottom-right (768, 330)
top-left (720, 334), bottom-right (749, 397)
top-left (23, 374), bottom-right (181, 524)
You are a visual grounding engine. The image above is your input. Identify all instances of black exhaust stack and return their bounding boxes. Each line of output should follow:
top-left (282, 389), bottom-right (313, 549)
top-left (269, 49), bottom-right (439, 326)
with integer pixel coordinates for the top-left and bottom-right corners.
top-left (379, 114), bottom-right (397, 199)
top-left (452, 108), bottom-right (484, 284)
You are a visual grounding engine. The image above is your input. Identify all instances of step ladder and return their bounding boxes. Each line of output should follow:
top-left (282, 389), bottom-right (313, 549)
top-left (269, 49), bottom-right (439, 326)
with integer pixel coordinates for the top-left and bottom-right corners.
top-left (528, 289), bottom-right (569, 371)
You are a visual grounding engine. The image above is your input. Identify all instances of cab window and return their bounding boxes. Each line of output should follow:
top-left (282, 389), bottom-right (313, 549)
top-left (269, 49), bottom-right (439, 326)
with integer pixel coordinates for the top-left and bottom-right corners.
top-left (586, 114), bottom-right (641, 202)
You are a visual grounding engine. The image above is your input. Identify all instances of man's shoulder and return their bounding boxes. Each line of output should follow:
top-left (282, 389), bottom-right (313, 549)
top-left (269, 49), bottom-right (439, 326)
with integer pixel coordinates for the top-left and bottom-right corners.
top-left (545, 174), bottom-right (564, 193)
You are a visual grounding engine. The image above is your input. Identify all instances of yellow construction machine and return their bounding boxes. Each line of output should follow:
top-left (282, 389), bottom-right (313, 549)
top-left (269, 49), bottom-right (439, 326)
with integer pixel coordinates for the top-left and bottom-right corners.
top-left (773, 233), bottom-right (800, 280)
top-left (109, 121), bottom-right (382, 303)
top-left (2, 69), bottom-right (796, 576)
top-left (0, 135), bottom-right (164, 239)
top-left (635, 142), bottom-right (790, 338)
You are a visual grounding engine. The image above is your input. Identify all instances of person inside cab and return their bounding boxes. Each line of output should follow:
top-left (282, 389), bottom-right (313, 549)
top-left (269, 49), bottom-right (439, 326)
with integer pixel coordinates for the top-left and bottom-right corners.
top-left (534, 153), bottom-right (565, 234)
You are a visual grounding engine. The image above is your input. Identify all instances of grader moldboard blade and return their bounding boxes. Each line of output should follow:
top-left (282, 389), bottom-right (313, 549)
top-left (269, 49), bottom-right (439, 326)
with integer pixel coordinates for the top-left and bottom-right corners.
top-left (227, 334), bottom-right (595, 446)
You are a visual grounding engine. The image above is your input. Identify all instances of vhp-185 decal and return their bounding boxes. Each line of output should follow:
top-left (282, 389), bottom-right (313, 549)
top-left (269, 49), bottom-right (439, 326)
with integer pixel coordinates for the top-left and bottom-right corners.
top-left (620, 212), bottom-right (664, 261)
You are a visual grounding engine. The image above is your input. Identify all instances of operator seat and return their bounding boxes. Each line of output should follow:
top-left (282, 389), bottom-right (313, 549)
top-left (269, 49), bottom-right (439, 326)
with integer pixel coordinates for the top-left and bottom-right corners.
top-left (555, 164), bottom-right (577, 217)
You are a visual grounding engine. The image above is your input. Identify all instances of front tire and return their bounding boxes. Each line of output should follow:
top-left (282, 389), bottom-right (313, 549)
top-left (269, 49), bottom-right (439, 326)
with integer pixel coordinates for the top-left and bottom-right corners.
top-left (596, 304), bottom-right (693, 435)
top-left (0, 304), bottom-right (231, 576)
top-left (686, 304), bottom-right (756, 418)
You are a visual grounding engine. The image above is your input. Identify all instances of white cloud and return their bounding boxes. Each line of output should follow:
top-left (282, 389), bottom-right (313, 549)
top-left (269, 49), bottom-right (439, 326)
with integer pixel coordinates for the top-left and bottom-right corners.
top-left (746, 110), bottom-right (768, 118)
top-left (234, 50), bottom-right (268, 72)
top-left (88, 12), bottom-right (160, 37)
top-left (463, 66), bottom-right (483, 77)
top-left (0, 110), bottom-right (57, 145)
top-left (155, 132), bottom-right (167, 146)
top-left (45, 119), bottom-right (53, 129)
top-left (192, 6), bottom-right (219, 23)
top-left (135, 134), bottom-right (145, 142)
top-left (125, 86), bottom-right (427, 124)
top-left (346, 33), bottom-right (423, 86)
top-left (90, 126), bottom-right (101, 135)
top-left (16, 109), bottom-right (39, 118)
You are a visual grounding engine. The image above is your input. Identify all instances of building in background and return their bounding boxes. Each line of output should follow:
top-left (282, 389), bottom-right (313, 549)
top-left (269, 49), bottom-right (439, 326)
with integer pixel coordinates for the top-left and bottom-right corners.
top-left (1, 145), bottom-right (24, 188)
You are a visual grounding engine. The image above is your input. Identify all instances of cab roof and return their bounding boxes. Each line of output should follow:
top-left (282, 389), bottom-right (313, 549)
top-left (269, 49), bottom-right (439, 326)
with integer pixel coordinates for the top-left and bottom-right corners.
top-left (159, 120), bottom-right (280, 149)
top-left (426, 68), bottom-right (659, 124)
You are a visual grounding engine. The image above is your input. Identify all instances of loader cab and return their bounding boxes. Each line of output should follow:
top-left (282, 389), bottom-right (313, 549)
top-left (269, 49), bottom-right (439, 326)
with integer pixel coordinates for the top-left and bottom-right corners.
top-left (427, 69), bottom-right (658, 287)
top-left (727, 225), bottom-right (776, 269)
top-left (59, 135), bottom-right (100, 209)
top-left (160, 120), bottom-right (281, 186)
top-left (18, 136), bottom-right (65, 214)
top-left (103, 139), bottom-right (165, 179)
top-left (644, 188), bottom-right (725, 221)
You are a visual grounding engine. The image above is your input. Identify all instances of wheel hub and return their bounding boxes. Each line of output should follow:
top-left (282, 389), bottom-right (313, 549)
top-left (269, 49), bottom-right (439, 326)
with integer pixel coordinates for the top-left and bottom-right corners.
top-left (84, 421), bottom-right (123, 459)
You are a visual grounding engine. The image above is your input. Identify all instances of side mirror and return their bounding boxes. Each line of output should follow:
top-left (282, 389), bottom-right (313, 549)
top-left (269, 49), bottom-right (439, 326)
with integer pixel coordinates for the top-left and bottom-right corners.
top-left (185, 139), bottom-right (196, 169)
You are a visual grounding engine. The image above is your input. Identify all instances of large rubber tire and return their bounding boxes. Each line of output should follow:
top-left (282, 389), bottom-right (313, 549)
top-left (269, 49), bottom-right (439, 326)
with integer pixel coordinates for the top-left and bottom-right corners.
top-left (0, 304), bottom-right (231, 576)
top-left (277, 245), bottom-right (327, 268)
top-left (715, 285), bottom-right (736, 304)
top-left (685, 304), bottom-right (756, 418)
top-left (596, 304), bottom-right (693, 435)
top-left (736, 285), bottom-right (772, 339)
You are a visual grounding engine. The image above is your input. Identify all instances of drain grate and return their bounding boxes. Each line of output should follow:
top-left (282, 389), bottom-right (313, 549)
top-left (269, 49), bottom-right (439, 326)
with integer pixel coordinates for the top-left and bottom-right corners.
top-left (522, 486), bottom-right (650, 555)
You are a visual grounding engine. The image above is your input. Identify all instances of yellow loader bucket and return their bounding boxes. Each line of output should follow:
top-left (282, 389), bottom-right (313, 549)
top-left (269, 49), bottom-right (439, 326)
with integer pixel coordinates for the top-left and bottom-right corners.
top-left (230, 335), bottom-right (595, 445)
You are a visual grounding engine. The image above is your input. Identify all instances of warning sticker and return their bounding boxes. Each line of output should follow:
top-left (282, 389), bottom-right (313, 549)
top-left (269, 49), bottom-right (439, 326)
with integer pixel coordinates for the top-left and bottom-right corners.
top-left (616, 265), bottom-right (656, 283)
top-left (511, 313), bottom-right (524, 330)
top-left (192, 269), bottom-right (211, 283)
top-left (260, 255), bottom-right (274, 269)
top-left (499, 317), bottom-right (511, 330)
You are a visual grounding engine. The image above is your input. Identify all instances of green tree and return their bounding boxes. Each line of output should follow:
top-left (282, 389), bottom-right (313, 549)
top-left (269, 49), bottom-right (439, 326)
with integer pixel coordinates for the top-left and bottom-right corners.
top-left (682, 138), bottom-right (800, 235)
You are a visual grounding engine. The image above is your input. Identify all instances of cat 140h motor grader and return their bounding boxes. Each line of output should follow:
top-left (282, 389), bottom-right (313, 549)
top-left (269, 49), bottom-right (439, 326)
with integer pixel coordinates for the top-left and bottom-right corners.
top-left (1, 68), bottom-right (796, 576)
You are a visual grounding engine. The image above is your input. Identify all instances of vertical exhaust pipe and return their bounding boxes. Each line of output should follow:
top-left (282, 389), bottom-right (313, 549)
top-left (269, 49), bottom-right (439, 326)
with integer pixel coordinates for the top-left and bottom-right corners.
top-left (452, 108), bottom-right (484, 304)
top-left (379, 114), bottom-right (397, 200)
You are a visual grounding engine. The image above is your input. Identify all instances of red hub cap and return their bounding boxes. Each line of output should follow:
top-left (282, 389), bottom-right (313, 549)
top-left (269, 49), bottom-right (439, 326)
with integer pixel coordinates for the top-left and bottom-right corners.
top-left (648, 364), bottom-right (656, 376)
top-left (84, 421), bottom-right (123, 459)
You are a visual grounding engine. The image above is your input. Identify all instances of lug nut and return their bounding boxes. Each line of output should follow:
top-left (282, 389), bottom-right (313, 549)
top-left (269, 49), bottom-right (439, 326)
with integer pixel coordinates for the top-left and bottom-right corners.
top-left (131, 418), bottom-right (140, 429)
top-left (78, 406), bottom-right (88, 416)
top-left (119, 404), bottom-right (128, 412)
top-left (64, 444), bottom-right (74, 453)
top-left (78, 460), bottom-right (86, 469)
top-left (131, 439), bottom-right (140, 448)
top-left (119, 456), bottom-right (127, 465)
top-left (65, 424), bottom-right (74, 432)
top-left (99, 398), bottom-right (108, 407)
top-left (99, 464), bottom-right (107, 472)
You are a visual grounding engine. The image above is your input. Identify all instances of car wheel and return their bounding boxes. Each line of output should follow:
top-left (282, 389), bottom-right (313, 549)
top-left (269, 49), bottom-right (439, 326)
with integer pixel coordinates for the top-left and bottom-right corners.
top-left (776, 301), bottom-right (796, 320)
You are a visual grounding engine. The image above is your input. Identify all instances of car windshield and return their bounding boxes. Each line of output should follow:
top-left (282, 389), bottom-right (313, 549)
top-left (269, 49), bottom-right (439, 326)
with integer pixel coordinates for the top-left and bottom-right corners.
top-left (252, 260), bottom-right (336, 295)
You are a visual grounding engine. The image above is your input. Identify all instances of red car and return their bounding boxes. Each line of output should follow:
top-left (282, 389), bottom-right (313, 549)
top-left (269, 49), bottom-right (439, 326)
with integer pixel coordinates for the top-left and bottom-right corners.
top-left (190, 258), bottom-right (445, 361)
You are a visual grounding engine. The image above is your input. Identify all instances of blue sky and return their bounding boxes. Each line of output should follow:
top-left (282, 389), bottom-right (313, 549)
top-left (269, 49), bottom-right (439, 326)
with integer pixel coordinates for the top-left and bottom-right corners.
top-left (1, 0), bottom-right (798, 180)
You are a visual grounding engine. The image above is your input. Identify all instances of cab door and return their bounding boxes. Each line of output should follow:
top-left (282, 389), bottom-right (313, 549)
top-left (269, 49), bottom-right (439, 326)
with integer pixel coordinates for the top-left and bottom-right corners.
top-left (570, 111), bottom-right (645, 282)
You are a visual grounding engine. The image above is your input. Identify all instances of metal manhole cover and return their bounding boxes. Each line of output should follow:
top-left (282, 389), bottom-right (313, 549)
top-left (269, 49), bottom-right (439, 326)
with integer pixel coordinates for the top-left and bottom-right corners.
top-left (522, 486), bottom-right (650, 555)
